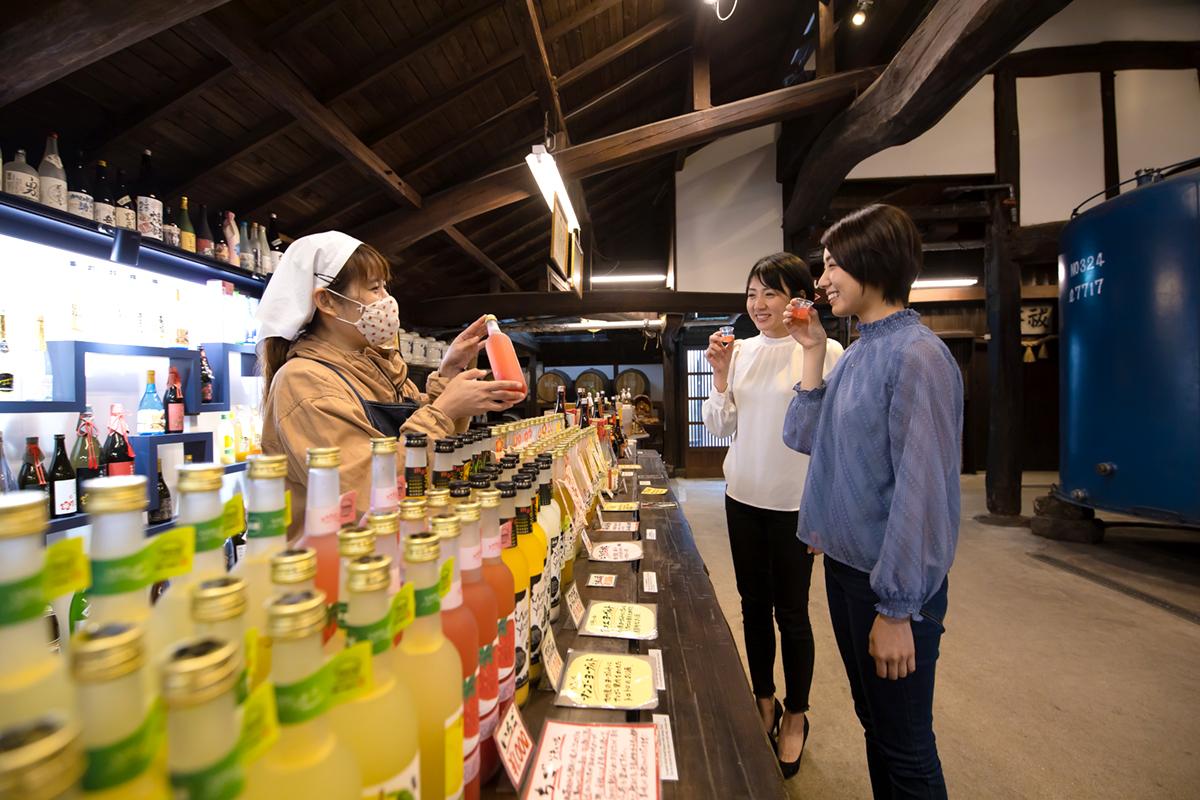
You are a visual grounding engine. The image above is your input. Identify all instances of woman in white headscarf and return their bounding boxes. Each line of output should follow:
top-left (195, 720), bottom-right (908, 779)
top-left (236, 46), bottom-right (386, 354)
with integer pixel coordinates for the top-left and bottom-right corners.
top-left (257, 232), bottom-right (525, 536)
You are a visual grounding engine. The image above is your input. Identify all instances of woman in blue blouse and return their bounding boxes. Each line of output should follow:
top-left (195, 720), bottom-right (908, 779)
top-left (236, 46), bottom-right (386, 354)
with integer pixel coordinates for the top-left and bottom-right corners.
top-left (782, 204), bottom-right (962, 799)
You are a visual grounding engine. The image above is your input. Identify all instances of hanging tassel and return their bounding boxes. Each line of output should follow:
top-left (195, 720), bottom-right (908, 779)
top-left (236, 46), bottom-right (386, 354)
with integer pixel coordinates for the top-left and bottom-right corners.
top-left (1038, 342), bottom-right (1049, 360)
top-left (1024, 345), bottom-right (1036, 363)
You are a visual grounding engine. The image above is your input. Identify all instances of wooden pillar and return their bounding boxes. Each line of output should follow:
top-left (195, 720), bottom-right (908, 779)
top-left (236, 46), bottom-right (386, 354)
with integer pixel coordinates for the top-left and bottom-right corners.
top-left (817, 0), bottom-right (836, 78)
top-left (993, 68), bottom-right (1020, 223)
top-left (661, 314), bottom-right (684, 474)
top-left (691, 40), bottom-right (711, 111)
top-left (1100, 71), bottom-right (1119, 198)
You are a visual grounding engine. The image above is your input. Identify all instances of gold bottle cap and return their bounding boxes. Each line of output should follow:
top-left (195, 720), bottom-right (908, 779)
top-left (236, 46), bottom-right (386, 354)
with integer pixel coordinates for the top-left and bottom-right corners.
top-left (368, 511), bottom-right (400, 536)
top-left (192, 576), bottom-right (248, 623)
top-left (483, 314), bottom-right (498, 322)
top-left (370, 437), bottom-right (398, 454)
top-left (247, 454), bottom-right (287, 480)
top-left (176, 463), bottom-right (224, 493)
top-left (337, 526), bottom-right (376, 558)
top-left (347, 554), bottom-right (391, 593)
top-left (426, 488), bottom-right (450, 508)
top-left (456, 501), bottom-right (481, 522)
top-left (0, 493), bottom-right (48, 538)
top-left (405, 532), bottom-right (439, 563)
top-left (271, 548), bottom-right (317, 585)
top-left (0, 716), bottom-right (83, 800)
top-left (267, 590), bottom-right (327, 640)
top-left (399, 498), bottom-right (427, 520)
top-left (430, 513), bottom-right (461, 539)
top-left (307, 447), bottom-right (341, 468)
top-left (476, 488), bottom-right (500, 509)
top-left (81, 475), bottom-right (147, 514)
top-left (161, 637), bottom-right (239, 708)
top-left (70, 622), bottom-right (144, 683)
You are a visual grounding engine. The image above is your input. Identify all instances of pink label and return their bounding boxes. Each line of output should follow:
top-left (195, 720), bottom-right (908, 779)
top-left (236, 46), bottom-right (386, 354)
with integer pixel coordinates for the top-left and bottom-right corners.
top-left (461, 544), bottom-right (482, 571)
top-left (167, 403), bottom-right (184, 432)
top-left (313, 506), bottom-right (340, 534)
top-left (371, 486), bottom-right (400, 512)
top-left (482, 534), bottom-right (502, 560)
top-left (338, 491), bottom-right (358, 526)
top-left (500, 520), bottom-right (514, 548)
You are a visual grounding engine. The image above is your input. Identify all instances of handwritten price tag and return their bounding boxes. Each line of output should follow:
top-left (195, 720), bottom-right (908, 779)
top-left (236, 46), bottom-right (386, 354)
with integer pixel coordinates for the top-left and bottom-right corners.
top-left (580, 529), bottom-right (594, 558)
top-left (640, 487), bottom-right (668, 496)
top-left (338, 491), bottom-right (358, 527)
top-left (496, 702), bottom-right (534, 787)
top-left (565, 582), bottom-right (585, 629)
top-left (642, 571), bottom-right (657, 594)
top-left (587, 573), bottom-right (617, 588)
top-left (645, 527), bottom-right (656, 540)
top-left (601, 502), bottom-right (639, 512)
top-left (541, 626), bottom-right (563, 691)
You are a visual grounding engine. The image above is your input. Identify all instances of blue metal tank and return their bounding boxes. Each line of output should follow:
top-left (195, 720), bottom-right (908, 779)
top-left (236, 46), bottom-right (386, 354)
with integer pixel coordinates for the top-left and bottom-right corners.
top-left (1058, 168), bottom-right (1200, 526)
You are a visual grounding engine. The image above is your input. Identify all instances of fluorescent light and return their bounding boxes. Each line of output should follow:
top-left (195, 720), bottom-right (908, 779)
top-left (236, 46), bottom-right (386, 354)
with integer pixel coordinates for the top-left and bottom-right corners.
top-left (911, 278), bottom-right (979, 289)
top-left (590, 273), bottom-right (668, 284)
top-left (525, 145), bottom-right (580, 232)
top-left (559, 318), bottom-right (666, 331)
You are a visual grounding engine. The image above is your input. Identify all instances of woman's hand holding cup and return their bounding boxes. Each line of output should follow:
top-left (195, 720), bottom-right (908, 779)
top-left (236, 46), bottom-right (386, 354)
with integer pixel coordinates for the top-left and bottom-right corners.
top-left (785, 298), bottom-right (826, 350)
top-left (705, 330), bottom-right (734, 392)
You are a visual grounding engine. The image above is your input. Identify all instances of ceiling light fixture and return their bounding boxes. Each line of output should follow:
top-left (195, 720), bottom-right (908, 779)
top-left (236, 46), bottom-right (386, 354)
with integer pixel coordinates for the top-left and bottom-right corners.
top-left (559, 318), bottom-right (666, 331)
top-left (590, 273), bottom-right (668, 284)
top-left (911, 278), bottom-right (979, 289)
top-left (852, 0), bottom-right (872, 26)
top-left (525, 144), bottom-right (580, 232)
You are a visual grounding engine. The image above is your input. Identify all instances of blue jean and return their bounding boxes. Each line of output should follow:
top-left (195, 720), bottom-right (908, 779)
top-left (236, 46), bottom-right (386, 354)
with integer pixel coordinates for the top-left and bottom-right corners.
top-left (824, 557), bottom-right (949, 800)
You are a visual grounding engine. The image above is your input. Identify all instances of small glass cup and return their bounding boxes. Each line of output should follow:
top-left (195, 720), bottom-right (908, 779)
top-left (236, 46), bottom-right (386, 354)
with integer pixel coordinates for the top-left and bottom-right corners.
top-left (787, 299), bottom-right (814, 322)
top-left (717, 325), bottom-right (735, 346)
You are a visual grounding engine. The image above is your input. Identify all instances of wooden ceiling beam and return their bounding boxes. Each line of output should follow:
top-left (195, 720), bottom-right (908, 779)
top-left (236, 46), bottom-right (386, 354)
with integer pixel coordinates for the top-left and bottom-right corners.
top-left (997, 40), bottom-right (1200, 77)
top-left (400, 291), bottom-right (746, 326)
top-left (359, 67), bottom-right (880, 249)
top-left (558, 11), bottom-right (688, 86)
top-left (443, 227), bottom-right (522, 291)
top-left (262, 0), bottom-right (344, 42)
top-left (88, 63), bottom-right (235, 153)
top-left (161, 112), bottom-right (294, 200)
top-left (508, 0), bottom-right (568, 134)
top-left (782, 0), bottom-right (1073, 234)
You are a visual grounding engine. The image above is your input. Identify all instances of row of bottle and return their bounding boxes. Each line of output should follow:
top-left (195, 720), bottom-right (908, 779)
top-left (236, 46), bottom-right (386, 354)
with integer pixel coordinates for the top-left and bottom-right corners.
top-left (1, 134), bottom-right (285, 274)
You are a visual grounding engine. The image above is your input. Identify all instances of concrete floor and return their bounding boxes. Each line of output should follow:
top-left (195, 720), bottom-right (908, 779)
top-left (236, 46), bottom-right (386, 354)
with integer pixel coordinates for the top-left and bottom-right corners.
top-left (674, 474), bottom-right (1200, 799)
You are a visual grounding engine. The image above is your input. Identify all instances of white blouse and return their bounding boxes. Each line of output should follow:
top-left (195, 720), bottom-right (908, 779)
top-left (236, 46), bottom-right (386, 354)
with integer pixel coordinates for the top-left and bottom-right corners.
top-left (701, 333), bottom-right (844, 512)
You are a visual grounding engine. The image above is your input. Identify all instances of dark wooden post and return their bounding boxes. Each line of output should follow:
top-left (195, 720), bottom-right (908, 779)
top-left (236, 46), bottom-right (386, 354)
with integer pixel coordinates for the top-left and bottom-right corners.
top-left (1100, 71), bottom-right (1120, 198)
top-left (661, 315), bottom-right (684, 474)
top-left (817, 0), bottom-right (836, 78)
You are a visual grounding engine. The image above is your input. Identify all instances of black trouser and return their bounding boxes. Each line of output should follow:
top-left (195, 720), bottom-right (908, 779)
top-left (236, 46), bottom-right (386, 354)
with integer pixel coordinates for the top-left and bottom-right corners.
top-left (725, 494), bottom-right (815, 714)
top-left (824, 556), bottom-right (949, 800)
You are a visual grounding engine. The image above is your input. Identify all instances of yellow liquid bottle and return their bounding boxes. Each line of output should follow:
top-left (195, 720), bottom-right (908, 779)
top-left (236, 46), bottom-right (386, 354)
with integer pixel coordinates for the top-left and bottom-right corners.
top-left (494, 483), bottom-right (530, 707)
top-left (532, 456), bottom-right (562, 624)
top-left (161, 637), bottom-right (245, 800)
top-left (393, 534), bottom-right (464, 800)
top-left (0, 715), bottom-right (85, 800)
top-left (271, 548), bottom-right (317, 595)
top-left (0, 493), bottom-right (74, 730)
top-left (232, 454), bottom-right (289, 691)
top-left (149, 463), bottom-right (229, 667)
top-left (72, 623), bottom-right (169, 799)
top-left (367, 512), bottom-right (402, 595)
top-left (192, 577), bottom-right (249, 705)
top-left (512, 475), bottom-right (546, 685)
top-left (330, 554), bottom-right (421, 799)
top-left (332, 526), bottom-right (375, 638)
top-left (244, 590), bottom-right (360, 800)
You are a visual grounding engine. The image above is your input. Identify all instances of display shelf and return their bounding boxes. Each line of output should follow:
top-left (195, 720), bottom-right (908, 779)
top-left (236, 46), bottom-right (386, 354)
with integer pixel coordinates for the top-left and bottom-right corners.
top-left (224, 461), bottom-right (248, 474)
top-left (129, 432), bottom-right (213, 511)
top-left (201, 342), bottom-right (260, 413)
top-left (147, 520), bottom-right (175, 536)
top-left (46, 512), bottom-right (89, 535)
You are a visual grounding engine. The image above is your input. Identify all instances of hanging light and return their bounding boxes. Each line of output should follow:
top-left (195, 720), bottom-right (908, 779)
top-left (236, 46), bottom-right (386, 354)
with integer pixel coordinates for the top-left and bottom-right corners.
top-left (852, 0), bottom-right (873, 26)
top-left (525, 144), bottom-right (580, 232)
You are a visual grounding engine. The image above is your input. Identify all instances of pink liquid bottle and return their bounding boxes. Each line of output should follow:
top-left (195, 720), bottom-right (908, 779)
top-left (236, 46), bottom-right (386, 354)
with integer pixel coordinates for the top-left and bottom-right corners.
top-left (297, 447), bottom-right (343, 619)
top-left (483, 315), bottom-right (527, 394)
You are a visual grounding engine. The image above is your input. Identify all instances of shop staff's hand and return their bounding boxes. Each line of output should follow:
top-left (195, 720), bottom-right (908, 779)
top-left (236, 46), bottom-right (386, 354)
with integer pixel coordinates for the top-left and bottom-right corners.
top-left (432, 368), bottom-right (526, 419)
top-left (704, 331), bottom-right (733, 392)
top-left (784, 300), bottom-right (828, 350)
top-left (439, 315), bottom-right (490, 377)
top-left (869, 614), bottom-right (916, 680)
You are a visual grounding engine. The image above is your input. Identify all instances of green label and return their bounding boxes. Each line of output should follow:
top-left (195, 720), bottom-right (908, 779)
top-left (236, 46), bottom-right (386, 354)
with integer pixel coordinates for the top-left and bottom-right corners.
top-left (246, 508), bottom-right (287, 540)
top-left (328, 642), bottom-right (374, 706)
top-left (0, 571), bottom-right (46, 626)
top-left (170, 744), bottom-right (244, 800)
top-left (438, 557), bottom-right (455, 598)
top-left (346, 613), bottom-right (393, 655)
top-left (389, 584), bottom-right (415, 637)
top-left (90, 527), bottom-right (194, 595)
top-left (84, 701), bottom-right (164, 791)
top-left (275, 663), bottom-right (334, 725)
top-left (415, 585), bottom-right (440, 618)
top-left (195, 517), bottom-right (226, 553)
top-left (235, 669), bottom-right (249, 706)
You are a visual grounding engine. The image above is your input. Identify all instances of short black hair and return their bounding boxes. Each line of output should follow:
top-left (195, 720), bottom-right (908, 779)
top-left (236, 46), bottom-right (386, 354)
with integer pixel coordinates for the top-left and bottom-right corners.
top-left (820, 204), bottom-right (922, 305)
top-left (745, 252), bottom-right (815, 299)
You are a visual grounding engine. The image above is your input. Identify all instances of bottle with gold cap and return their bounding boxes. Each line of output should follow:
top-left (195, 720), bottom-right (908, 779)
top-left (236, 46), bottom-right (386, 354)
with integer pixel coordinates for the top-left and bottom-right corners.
top-left (0, 493), bottom-right (74, 731)
top-left (398, 498), bottom-right (427, 544)
top-left (402, 433), bottom-right (427, 499)
top-left (333, 526), bottom-right (374, 633)
top-left (430, 514), bottom-right (479, 800)
top-left (297, 447), bottom-right (342, 610)
top-left (368, 438), bottom-right (400, 515)
top-left (161, 637), bottom-right (245, 800)
top-left (424, 488), bottom-right (450, 528)
top-left (494, 482), bottom-right (530, 707)
top-left (80, 476), bottom-right (152, 632)
top-left (233, 454), bottom-right (287, 685)
top-left (0, 715), bottom-right (84, 800)
top-left (456, 502), bottom-right (501, 784)
top-left (243, 591), bottom-right (360, 800)
top-left (149, 463), bottom-right (228, 663)
top-left (191, 577), bottom-right (249, 704)
top-left (367, 512), bottom-right (402, 593)
top-left (511, 474), bottom-right (545, 684)
top-left (533, 455), bottom-right (562, 623)
top-left (270, 548), bottom-right (317, 595)
top-left (329, 555), bottom-right (420, 800)
top-left (475, 489), bottom-right (516, 716)
top-left (393, 533), bottom-right (463, 800)
top-left (71, 623), bottom-right (168, 799)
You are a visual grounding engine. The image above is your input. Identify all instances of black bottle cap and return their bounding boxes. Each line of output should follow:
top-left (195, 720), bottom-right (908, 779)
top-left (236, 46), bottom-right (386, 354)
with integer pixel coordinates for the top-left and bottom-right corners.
top-left (496, 481), bottom-right (516, 498)
top-left (405, 433), bottom-right (427, 448)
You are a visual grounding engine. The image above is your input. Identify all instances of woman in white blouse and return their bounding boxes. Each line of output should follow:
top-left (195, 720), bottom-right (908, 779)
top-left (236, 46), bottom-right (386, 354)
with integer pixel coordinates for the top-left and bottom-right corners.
top-left (702, 252), bottom-right (843, 777)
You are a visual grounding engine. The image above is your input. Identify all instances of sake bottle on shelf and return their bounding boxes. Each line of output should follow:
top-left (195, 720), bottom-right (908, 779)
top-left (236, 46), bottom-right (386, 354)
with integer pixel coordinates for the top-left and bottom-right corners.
top-left (476, 488), bottom-right (516, 716)
top-left (243, 590), bottom-right (360, 800)
top-left (194, 204), bottom-right (214, 257)
top-left (113, 169), bottom-right (136, 231)
top-left (177, 197), bottom-right (196, 253)
top-left (266, 213), bottom-right (283, 272)
top-left (37, 133), bottom-right (68, 211)
top-left (329, 554), bottom-right (421, 800)
top-left (47, 434), bottom-right (77, 519)
top-left (0, 493), bottom-right (75, 730)
top-left (135, 149), bottom-right (162, 241)
top-left (0, 716), bottom-right (84, 798)
top-left (297, 447), bottom-right (342, 610)
top-left (369, 437), bottom-right (400, 515)
top-left (495, 481), bottom-right (529, 707)
top-left (3, 148), bottom-right (39, 201)
top-left (71, 622), bottom-right (169, 798)
top-left (456, 501), bottom-right (502, 784)
top-left (161, 637), bottom-right (245, 800)
top-left (91, 160), bottom-right (115, 227)
top-left (191, 576), bottom-right (249, 705)
top-left (512, 474), bottom-right (545, 685)
top-left (394, 533), bottom-right (464, 800)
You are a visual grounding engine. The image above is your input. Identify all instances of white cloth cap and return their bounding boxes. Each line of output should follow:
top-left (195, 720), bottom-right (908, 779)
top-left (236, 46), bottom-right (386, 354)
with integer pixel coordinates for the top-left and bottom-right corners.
top-left (256, 231), bottom-right (364, 342)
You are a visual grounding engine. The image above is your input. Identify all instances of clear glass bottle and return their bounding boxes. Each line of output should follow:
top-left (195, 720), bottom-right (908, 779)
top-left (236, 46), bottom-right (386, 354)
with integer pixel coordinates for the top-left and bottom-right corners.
top-left (425, 489), bottom-right (450, 529)
top-left (297, 448), bottom-right (341, 609)
top-left (399, 498), bottom-right (427, 544)
top-left (369, 437), bottom-right (399, 514)
top-left (403, 433), bottom-right (428, 498)
top-left (270, 548), bottom-right (317, 596)
top-left (191, 576), bottom-right (249, 706)
top-left (234, 454), bottom-right (288, 686)
top-left (332, 526), bottom-right (374, 634)
top-left (367, 512), bottom-right (402, 593)
top-left (0, 715), bottom-right (84, 799)
top-left (80, 476), bottom-right (152, 635)
top-left (0, 432), bottom-right (17, 493)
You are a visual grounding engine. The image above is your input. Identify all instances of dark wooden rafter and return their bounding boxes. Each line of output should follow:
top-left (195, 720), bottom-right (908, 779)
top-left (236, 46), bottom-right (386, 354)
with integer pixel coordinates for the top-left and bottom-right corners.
top-left (782, 0), bottom-right (1074, 234)
top-left (675, 10), bottom-right (711, 171)
top-left (0, 0), bottom-right (234, 107)
top-left (998, 40), bottom-right (1200, 77)
top-left (1099, 71), bottom-right (1119, 199)
top-left (817, 0), bottom-right (836, 77)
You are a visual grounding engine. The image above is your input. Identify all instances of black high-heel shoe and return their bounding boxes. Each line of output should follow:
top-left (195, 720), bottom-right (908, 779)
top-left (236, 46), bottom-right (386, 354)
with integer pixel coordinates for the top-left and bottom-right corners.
top-left (778, 713), bottom-right (810, 779)
top-left (770, 699), bottom-right (783, 742)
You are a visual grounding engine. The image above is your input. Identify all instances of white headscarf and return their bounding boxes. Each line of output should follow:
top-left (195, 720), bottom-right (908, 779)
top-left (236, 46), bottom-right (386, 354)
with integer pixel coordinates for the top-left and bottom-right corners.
top-left (256, 231), bottom-right (364, 342)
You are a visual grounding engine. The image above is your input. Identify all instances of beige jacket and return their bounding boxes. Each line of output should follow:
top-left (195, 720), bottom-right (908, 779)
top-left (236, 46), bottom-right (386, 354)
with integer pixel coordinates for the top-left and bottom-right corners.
top-left (261, 335), bottom-right (462, 538)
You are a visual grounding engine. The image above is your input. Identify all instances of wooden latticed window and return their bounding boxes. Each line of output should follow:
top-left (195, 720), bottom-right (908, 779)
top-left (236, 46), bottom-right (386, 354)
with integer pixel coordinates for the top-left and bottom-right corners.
top-left (686, 346), bottom-right (731, 448)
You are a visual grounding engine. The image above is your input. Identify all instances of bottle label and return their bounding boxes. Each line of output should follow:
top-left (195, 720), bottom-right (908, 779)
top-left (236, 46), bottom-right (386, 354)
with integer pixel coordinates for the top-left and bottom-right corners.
top-left (371, 485), bottom-right (400, 512)
top-left (346, 612), bottom-right (393, 655)
top-left (404, 465), bottom-right (426, 497)
top-left (0, 571), bottom-right (46, 625)
top-left (237, 679), bottom-right (279, 765)
top-left (529, 572), bottom-right (544, 667)
top-left (43, 537), bottom-right (90, 599)
top-left (497, 613), bottom-right (515, 688)
top-left (169, 745), bottom-right (244, 800)
top-left (432, 469), bottom-right (452, 490)
top-left (40, 177), bottom-right (68, 210)
top-left (0, 372), bottom-right (12, 392)
top-left (197, 238), bottom-right (214, 257)
top-left (167, 402), bottom-right (185, 432)
top-left (482, 531), bottom-right (501, 559)
top-left (438, 556), bottom-right (455, 599)
top-left (136, 407), bottom-right (165, 434)
top-left (194, 516), bottom-right (226, 553)
top-left (443, 706), bottom-right (464, 800)
top-left (478, 639), bottom-right (499, 727)
top-left (389, 583), bottom-right (416, 636)
top-left (163, 223), bottom-right (181, 247)
top-left (515, 507), bottom-right (532, 537)
top-left (500, 520), bottom-right (514, 548)
top-left (180, 230), bottom-right (197, 253)
top-left (514, 591), bottom-right (530, 689)
top-left (114, 205), bottom-right (136, 230)
top-left (464, 739), bottom-right (480, 785)
top-left (106, 460), bottom-right (134, 477)
top-left (247, 508), bottom-right (287, 540)
top-left (136, 196), bottom-right (163, 240)
top-left (84, 700), bottom-right (165, 791)
top-left (93, 201), bottom-right (115, 226)
top-left (460, 543), bottom-right (482, 571)
top-left (90, 526), bottom-right (195, 595)
top-left (275, 663), bottom-right (334, 725)
top-left (52, 478), bottom-right (77, 516)
top-left (362, 749), bottom-right (420, 800)
top-left (414, 584), bottom-right (440, 618)
top-left (5, 170), bottom-right (39, 199)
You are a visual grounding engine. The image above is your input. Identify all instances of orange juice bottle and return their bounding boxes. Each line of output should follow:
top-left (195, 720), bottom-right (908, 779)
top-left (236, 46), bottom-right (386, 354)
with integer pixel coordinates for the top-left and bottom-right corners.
top-left (482, 315), bottom-right (526, 393)
top-left (296, 447), bottom-right (342, 613)
top-left (455, 501), bottom-right (502, 783)
top-left (476, 489), bottom-right (516, 717)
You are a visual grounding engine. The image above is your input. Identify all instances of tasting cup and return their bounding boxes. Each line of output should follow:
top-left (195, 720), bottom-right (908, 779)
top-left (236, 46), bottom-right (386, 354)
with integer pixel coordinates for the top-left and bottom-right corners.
top-left (788, 299), bottom-right (815, 322)
top-left (717, 325), bottom-right (735, 345)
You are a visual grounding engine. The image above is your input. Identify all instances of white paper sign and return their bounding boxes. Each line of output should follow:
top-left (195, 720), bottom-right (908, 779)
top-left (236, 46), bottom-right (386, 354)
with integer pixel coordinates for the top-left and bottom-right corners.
top-left (648, 648), bottom-right (666, 691)
top-left (591, 541), bottom-right (643, 562)
top-left (652, 714), bottom-right (679, 782)
top-left (640, 480), bottom-right (651, 486)
top-left (580, 529), bottom-right (594, 557)
top-left (565, 582), bottom-right (585, 629)
top-left (526, 720), bottom-right (661, 799)
top-left (587, 573), bottom-right (617, 588)
top-left (642, 571), bottom-right (657, 593)
top-left (496, 702), bottom-right (534, 787)
top-left (599, 521), bottom-right (639, 532)
top-left (541, 626), bottom-right (564, 691)
top-left (645, 527), bottom-right (657, 540)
